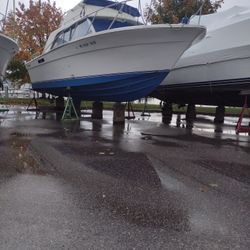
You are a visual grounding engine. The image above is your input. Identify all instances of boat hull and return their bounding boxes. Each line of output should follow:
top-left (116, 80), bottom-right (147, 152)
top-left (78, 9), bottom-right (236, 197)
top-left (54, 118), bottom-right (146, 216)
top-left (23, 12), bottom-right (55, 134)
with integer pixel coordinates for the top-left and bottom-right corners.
top-left (33, 70), bottom-right (168, 102)
top-left (0, 33), bottom-right (18, 81)
top-left (27, 24), bottom-right (206, 102)
top-left (152, 54), bottom-right (250, 106)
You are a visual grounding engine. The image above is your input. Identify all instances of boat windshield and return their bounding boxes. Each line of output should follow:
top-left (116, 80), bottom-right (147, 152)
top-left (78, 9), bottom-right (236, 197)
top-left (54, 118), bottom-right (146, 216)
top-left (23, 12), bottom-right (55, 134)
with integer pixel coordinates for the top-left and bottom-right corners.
top-left (51, 19), bottom-right (93, 49)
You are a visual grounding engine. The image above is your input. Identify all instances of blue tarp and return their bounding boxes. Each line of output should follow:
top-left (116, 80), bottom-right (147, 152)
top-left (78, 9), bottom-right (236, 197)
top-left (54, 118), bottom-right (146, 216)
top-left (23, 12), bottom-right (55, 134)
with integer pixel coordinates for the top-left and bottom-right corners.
top-left (83, 0), bottom-right (140, 17)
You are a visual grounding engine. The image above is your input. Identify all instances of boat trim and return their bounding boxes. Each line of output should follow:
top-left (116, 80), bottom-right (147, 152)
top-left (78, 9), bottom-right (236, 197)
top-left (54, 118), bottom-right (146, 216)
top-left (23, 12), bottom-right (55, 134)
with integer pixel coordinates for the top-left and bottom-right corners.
top-left (159, 77), bottom-right (250, 90)
top-left (175, 55), bottom-right (250, 70)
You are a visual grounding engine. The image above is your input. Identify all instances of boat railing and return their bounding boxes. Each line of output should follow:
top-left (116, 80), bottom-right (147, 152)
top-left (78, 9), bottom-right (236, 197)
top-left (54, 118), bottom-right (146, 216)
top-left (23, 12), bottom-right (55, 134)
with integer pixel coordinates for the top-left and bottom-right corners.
top-left (82, 0), bottom-right (135, 32)
top-left (189, 1), bottom-right (205, 24)
top-left (63, 0), bottom-right (135, 29)
top-left (108, 2), bottom-right (127, 29)
top-left (0, 12), bottom-right (5, 30)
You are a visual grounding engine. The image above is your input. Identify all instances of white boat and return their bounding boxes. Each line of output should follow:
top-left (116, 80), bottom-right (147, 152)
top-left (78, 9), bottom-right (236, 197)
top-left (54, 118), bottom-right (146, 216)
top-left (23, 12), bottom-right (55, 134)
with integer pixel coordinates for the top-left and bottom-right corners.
top-left (0, 32), bottom-right (18, 84)
top-left (26, 0), bottom-right (206, 102)
top-left (152, 6), bottom-right (250, 107)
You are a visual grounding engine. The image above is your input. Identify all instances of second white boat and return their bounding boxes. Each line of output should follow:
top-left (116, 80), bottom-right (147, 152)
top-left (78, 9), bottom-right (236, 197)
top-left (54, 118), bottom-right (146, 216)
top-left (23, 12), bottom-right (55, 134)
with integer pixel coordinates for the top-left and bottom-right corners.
top-left (0, 32), bottom-right (18, 84)
top-left (152, 6), bottom-right (250, 106)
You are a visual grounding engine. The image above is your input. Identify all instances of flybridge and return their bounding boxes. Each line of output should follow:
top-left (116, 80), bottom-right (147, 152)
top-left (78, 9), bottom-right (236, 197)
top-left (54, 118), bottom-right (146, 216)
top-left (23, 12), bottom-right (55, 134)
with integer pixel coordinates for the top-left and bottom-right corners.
top-left (83, 0), bottom-right (141, 17)
top-left (44, 0), bottom-right (140, 52)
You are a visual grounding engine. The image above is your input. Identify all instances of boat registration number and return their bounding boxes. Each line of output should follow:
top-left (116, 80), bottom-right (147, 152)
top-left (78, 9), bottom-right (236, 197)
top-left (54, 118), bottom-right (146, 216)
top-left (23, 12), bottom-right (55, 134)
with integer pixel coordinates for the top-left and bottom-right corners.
top-left (78, 41), bottom-right (96, 49)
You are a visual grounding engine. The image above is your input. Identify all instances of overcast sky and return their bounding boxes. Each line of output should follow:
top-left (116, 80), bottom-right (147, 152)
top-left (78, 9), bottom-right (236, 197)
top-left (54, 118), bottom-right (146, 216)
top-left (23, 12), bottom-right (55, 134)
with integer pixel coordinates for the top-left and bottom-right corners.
top-left (1, 0), bottom-right (250, 17)
top-left (0, 0), bottom-right (147, 16)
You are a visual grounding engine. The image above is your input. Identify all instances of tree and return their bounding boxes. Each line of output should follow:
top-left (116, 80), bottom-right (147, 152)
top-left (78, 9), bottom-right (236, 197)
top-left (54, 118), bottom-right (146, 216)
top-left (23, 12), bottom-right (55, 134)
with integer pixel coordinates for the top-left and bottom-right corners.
top-left (6, 59), bottom-right (30, 84)
top-left (2, 0), bottom-right (62, 84)
top-left (149, 0), bottom-right (224, 24)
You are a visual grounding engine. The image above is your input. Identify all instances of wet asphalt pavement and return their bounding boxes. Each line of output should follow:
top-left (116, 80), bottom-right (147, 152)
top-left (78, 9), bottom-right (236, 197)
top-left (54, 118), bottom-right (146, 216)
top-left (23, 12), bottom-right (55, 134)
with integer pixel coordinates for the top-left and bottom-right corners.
top-left (0, 107), bottom-right (250, 250)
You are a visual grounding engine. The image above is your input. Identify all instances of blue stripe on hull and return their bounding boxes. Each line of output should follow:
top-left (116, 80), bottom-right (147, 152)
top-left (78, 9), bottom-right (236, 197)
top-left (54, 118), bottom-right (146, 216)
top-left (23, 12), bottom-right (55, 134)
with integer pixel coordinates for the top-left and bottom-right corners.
top-left (32, 71), bottom-right (169, 102)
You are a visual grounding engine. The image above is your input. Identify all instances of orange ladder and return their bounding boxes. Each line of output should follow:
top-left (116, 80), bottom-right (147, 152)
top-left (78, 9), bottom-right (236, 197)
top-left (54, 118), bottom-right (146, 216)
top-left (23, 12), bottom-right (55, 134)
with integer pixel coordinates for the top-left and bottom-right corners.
top-left (236, 96), bottom-right (250, 134)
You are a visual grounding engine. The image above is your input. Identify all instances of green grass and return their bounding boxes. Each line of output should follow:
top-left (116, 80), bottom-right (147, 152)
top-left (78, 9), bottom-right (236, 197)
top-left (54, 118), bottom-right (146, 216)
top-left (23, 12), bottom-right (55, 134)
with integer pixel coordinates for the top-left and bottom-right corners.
top-left (0, 97), bottom-right (53, 106)
top-left (0, 97), bottom-right (244, 116)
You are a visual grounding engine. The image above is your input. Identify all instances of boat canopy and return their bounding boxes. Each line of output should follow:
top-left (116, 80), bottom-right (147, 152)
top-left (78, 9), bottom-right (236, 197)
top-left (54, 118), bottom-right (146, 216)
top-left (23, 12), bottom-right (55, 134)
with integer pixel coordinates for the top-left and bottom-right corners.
top-left (83, 0), bottom-right (141, 17)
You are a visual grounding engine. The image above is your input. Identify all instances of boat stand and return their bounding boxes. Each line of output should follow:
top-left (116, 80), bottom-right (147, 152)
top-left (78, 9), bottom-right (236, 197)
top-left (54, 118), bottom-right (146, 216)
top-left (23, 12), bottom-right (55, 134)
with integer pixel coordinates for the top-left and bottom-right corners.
top-left (141, 98), bottom-right (151, 117)
top-left (27, 94), bottom-right (38, 111)
top-left (236, 96), bottom-right (250, 134)
top-left (125, 102), bottom-right (135, 120)
top-left (61, 96), bottom-right (79, 121)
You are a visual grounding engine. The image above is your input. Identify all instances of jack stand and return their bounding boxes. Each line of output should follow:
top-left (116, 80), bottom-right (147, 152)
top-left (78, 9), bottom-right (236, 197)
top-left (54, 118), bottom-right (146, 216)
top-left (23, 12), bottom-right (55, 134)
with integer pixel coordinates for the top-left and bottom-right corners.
top-left (61, 96), bottom-right (79, 121)
top-left (125, 102), bottom-right (135, 120)
top-left (27, 94), bottom-right (38, 111)
top-left (236, 96), bottom-right (250, 134)
top-left (141, 97), bottom-right (151, 117)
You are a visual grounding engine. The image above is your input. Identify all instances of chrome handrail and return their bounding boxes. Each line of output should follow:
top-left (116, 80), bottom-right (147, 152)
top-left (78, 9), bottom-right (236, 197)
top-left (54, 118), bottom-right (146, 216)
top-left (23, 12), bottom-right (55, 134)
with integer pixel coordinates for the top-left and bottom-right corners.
top-left (63, 0), bottom-right (133, 27)
top-left (189, 1), bottom-right (206, 24)
top-left (108, 2), bottom-right (125, 29)
top-left (0, 12), bottom-right (5, 31)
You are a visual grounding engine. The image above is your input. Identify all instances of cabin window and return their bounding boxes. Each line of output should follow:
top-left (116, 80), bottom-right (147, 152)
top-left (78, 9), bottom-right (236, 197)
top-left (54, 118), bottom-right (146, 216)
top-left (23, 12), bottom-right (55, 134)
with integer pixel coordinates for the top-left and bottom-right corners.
top-left (51, 19), bottom-right (92, 49)
top-left (71, 20), bottom-right (91, 41)
top-left (63, 29), bottom-right (71, 43)
top-left (52, 32), bottom-right (64, 49)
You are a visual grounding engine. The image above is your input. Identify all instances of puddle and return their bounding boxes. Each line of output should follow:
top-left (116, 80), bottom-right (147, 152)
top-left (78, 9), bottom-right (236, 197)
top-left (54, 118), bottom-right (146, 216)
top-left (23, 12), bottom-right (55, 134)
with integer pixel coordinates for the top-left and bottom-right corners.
top-left (48, 140), bottom-right (189, 230)
top-left (193, 159), bottom-right (250, 185)
top-left (100, 185), bottom-right (189, 230)
top-left (9, 134), bottom-right (45, 175)
top-left (54, 143), bottom-right (162, 188)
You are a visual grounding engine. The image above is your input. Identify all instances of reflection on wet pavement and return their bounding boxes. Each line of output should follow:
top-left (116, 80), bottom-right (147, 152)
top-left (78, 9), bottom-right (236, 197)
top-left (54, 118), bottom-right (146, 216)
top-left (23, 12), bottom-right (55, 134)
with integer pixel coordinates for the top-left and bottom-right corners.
top-left (0, 106), bottom-right (250, 249)
top-left (33, 138), bottom-right (189, 231)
